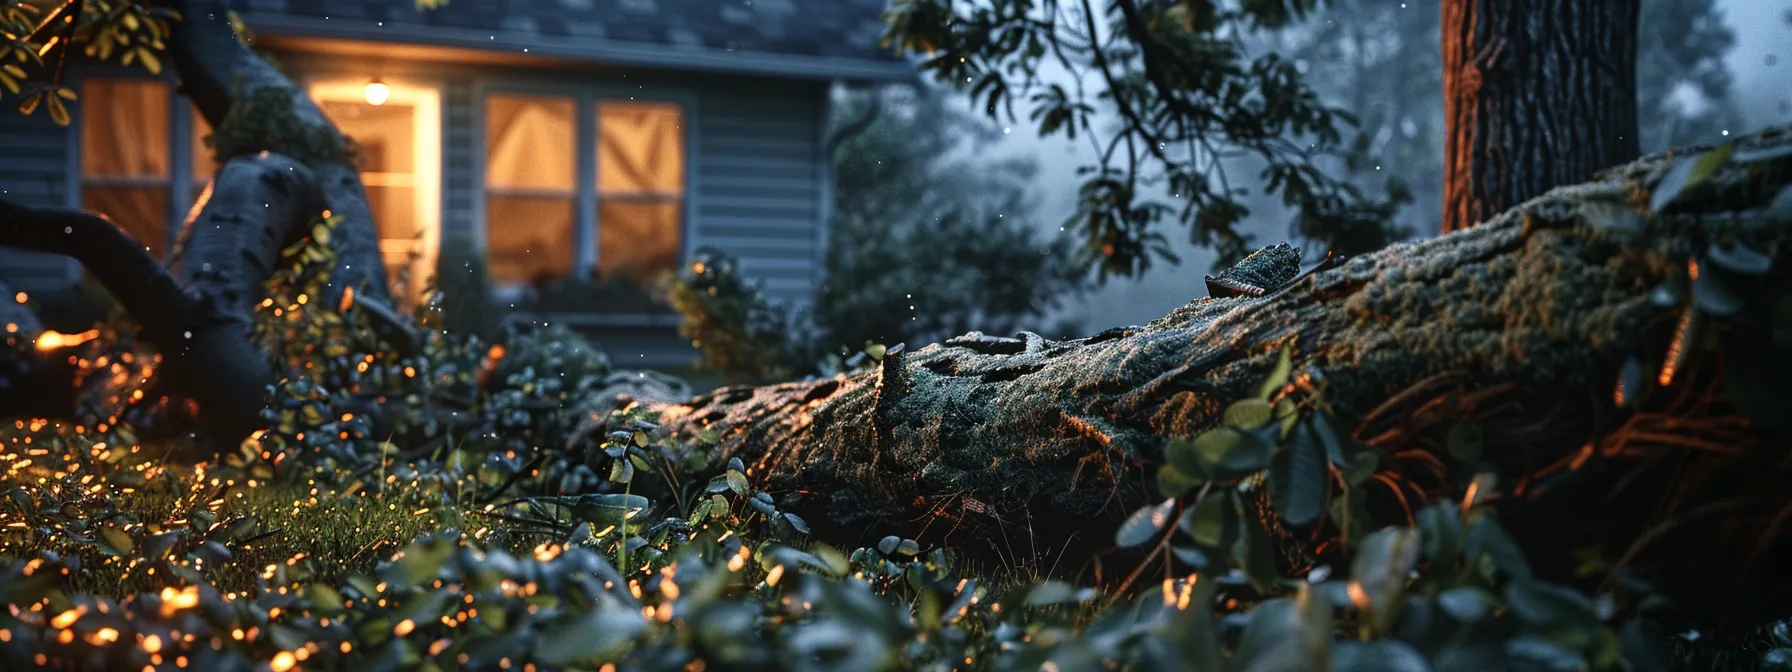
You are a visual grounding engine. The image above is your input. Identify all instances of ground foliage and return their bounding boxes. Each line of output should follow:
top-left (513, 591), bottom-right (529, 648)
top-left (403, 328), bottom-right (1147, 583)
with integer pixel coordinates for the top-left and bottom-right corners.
top-left (4, 215), bottom-right (1792, 670)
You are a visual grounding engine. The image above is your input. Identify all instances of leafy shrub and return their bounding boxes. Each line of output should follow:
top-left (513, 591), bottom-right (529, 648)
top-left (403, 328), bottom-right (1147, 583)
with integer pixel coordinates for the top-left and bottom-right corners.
top-left (424, 236), bottom-right (501, 342)
top-left (3, 189), bottom-right (1789, 672)
top-left (663, 249), bottom-right (803, 385)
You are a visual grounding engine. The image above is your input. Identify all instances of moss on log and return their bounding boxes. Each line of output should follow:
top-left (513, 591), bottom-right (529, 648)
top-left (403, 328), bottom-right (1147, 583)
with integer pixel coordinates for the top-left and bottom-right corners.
top-left (637, 125), bottom-right (1792, 619)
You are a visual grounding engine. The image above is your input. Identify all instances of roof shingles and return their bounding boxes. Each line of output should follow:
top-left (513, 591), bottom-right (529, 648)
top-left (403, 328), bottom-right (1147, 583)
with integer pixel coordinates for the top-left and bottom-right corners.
top-left (230, 0), bottom-right (899, 62)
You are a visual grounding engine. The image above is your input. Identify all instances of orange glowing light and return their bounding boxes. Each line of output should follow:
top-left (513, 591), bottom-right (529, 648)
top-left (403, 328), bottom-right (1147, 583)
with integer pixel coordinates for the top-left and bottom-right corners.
top-left (34, 329), bottom-right (99, 352)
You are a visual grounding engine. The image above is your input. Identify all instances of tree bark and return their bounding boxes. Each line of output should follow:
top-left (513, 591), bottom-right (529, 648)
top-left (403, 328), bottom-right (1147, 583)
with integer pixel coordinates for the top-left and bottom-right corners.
top-left (1441, 0), bottom-right (1642, 232)
top-left (0, 153), bottom-right (323, 444)
top-left (166, 0), bottom-right (391, 305)
top-left (638, 124), bottom-right (1792, 621)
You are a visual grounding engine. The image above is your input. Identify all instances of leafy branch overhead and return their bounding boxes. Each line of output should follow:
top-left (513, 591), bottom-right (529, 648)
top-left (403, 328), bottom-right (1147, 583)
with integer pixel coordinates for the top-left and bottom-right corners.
top-left (881, 0), bottom-right (1407, 277)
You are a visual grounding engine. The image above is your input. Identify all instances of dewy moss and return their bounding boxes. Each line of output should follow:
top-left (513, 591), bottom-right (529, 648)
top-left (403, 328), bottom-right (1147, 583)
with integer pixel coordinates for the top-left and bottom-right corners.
top-left (205, 84), bottom-right (351, 168)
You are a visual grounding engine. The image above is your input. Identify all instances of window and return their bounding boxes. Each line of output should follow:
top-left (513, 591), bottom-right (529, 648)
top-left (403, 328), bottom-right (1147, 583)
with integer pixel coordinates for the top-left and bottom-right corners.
top-left (481, 92), bottom-right (686, 302)
top-left (79, 77), bottom-right (214, 259)
top-left (80, 79), bottom-right (172, 257)
top-left (596, 101), bottom-right (684, 287)
top-left (484, 94), bottom-right (577, 287)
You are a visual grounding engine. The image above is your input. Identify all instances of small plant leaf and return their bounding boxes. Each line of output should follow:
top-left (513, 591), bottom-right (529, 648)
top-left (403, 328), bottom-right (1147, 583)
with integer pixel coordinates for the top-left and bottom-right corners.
top-left (1115, 497), bottom-right (1176, 547)
top-left (1692, 259), bottom-right (1745, 316)
top-left (1446, 422), bottom-right (1485, 463)
top-left (1255, 347), bottom-right (1293, 399)
top-left (1223, 398), bottom-right (1273, 429)
top-left (1269, 420), bottom-right (1328, 526)
top-left (1707, 240), bottom-right (1773, 276)
top-left (1651, 142), bottom-right (1734, 212)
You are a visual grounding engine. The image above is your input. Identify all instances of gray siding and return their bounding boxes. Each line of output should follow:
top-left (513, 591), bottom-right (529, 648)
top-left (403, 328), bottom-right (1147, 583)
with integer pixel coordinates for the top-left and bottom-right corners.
top-left (0, 109), bottom-right (76, 294)
top-left (693, 82), bottom-right (825, 308)
top-left (442, 78), bottom-right (478, 243)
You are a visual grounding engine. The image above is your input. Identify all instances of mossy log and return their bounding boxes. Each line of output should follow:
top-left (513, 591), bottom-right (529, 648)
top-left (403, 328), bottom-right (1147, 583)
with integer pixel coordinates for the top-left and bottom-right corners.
top-left (168, 0), bottom-right (391, 305)
top-left (643, 125), bottom-right (1792, 622)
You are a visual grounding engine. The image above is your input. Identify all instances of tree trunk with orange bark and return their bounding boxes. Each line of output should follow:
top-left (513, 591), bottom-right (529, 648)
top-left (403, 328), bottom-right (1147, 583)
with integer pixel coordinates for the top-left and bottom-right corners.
top-left (1442, 0), bottom-right (1642, 232)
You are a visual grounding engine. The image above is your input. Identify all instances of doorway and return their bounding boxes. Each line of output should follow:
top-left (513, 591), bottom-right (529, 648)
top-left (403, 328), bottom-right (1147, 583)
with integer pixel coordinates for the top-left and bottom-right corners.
top-left (308, 79), bottom-right (441, 310)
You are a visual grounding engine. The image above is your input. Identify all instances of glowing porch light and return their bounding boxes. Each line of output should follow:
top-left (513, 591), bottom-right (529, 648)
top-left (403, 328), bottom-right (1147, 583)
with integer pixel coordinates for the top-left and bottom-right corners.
top-left (364, 80), bottom-right (390, 106)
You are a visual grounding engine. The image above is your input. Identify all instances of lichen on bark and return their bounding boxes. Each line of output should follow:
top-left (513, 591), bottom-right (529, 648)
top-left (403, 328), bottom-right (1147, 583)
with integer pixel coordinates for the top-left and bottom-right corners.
top-left (621, 125), bottom-right (1792, 585)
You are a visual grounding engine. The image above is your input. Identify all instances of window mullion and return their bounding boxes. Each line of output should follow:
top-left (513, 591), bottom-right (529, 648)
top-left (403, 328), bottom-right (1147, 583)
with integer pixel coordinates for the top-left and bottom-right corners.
top-left (575, 95), bottom-right (599, 278)
top-left (168, 89), bottom-right (193, 257)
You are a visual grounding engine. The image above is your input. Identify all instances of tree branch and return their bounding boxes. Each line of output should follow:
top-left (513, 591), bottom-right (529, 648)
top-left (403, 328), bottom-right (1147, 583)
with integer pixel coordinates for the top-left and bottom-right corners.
top-left (166, 0), bottom-right (392, 305)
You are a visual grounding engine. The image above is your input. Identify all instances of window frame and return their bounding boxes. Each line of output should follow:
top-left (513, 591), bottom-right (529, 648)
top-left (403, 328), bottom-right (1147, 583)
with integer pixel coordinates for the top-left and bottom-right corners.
top-left (67, 66), bottom-right (202, 260)
top-left (471, 79), bottom-right (697, 308)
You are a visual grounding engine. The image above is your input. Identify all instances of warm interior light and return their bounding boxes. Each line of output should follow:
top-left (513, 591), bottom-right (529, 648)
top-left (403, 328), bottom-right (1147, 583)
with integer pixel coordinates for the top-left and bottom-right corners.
top-left (34, 329), bottom-right (100, 352)
top-left (364, 80), bottom-right (390, 106)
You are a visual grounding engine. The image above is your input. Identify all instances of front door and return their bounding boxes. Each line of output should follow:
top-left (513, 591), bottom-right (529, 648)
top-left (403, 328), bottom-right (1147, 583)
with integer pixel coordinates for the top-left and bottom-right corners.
top-left (309, 79), bottom-right (441, 311)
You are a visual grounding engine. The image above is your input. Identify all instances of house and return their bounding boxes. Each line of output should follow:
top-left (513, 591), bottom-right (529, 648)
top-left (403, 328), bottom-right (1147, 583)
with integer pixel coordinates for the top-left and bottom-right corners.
top-left (0, 0), bottom-right (912, 367)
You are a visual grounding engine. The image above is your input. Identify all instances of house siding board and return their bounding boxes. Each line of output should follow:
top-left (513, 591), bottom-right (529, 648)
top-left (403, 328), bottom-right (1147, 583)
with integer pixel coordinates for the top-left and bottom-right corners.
top-left (442, 78), bottom-right (477, 242)
top-left (0, 109), bottom-right (76, 293)
top-left (692, 81), bottom-right (824, 311)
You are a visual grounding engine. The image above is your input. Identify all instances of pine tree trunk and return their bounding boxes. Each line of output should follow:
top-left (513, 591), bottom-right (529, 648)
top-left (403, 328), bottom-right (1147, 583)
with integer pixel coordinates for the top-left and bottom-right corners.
top-left (1441, 0), bottom-right (1642, 232)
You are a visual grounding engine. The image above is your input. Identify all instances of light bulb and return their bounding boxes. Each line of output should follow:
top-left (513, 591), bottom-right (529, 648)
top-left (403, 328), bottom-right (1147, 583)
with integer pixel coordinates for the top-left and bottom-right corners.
top-left (364, 81), bottom-right (390, 106)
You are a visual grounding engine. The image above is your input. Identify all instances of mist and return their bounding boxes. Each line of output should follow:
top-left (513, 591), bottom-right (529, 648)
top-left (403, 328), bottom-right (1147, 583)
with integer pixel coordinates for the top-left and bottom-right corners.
top-left (957, 0), bottom-right (1792, 331)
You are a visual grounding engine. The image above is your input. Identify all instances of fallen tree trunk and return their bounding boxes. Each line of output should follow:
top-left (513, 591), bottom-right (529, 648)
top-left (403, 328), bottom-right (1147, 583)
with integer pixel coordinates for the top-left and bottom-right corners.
top-left (0, 153), bottom-right (323, 444)
top-left (639, 124), bottom-right (1792, 622)
top-left (168, 0), bottom-right (390, 306)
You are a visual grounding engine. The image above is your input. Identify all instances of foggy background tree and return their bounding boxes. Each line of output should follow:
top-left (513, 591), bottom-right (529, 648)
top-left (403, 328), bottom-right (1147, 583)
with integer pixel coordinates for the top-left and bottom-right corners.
top-left (882, 0), bottom-right (1407, 276)
top-left (815, 83), bottom-right (1088, 354)
top-left (1636, 0), bottom-right (1747, 152)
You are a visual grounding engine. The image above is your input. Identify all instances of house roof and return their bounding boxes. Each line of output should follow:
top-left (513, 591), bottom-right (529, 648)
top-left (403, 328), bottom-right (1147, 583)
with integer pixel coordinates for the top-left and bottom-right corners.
top-left (228, 0), bottom-right (915, 82)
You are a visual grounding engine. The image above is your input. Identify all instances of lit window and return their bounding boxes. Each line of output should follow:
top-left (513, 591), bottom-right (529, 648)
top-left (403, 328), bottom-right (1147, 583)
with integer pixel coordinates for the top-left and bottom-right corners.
top-left (80, 79), bottom-right (171, 257)
top-left (484, 94), bottom-right (577, 287)
top-left (596, 101), bottom-right (684, 288)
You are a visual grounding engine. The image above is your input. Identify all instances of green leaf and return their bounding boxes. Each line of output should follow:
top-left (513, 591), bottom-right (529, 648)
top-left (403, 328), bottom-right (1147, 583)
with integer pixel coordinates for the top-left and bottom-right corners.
top-left (1707, 240), bottom-right (1773, 276)
top-left (608, 458), bottom-right (634, 484)
top-left (1255, 346), bottom-right (1293, 399)
top-left (1504, 579), bottom-right (1599, 630)
top-left (1155, 462), bottom-right (1205, 496)
top-left (1179, 490), bottom-right (1237, 548)
top-left (1347, 527), bottom-right (1421, 634)
top-left (1223, 397), bottom-right (1273, 429)
top-left (1731, 143), bottom-right (1792, 165)
top-left (1466, 514), bottom-right (1532, 580)
top-left (1650, 142), bottom-right (1734, 212)
top-left (1333, 641), bottom-right (1430, 672)
top-left (1692, 259), bottom-right (1745, 316)
top-left (1023, 580), bottom-right (1094, 607)
top-left (384, 537), bottom-right (457, 586)
top-left (1236, 510), bottom-right (1280, 592)
top-left (1189, 426), bottom-right (1274, 480)
top-left (1115, 497), bottom-right (1175, 547)
top-left (725, 469), bottom-right (750, 496)
top-left (534, 609), bottom-right (647, 664)
top-left (1269, 420), bottom-right (1328, 526)
top-left (306, 584), bottom-right (346, 616)
top-left (95, 526), bottom-right (134, 557)
top-left (1436, 586), bottom-right (1496, 623)
top-left (1446, 422), bottom-right (1485, 463)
